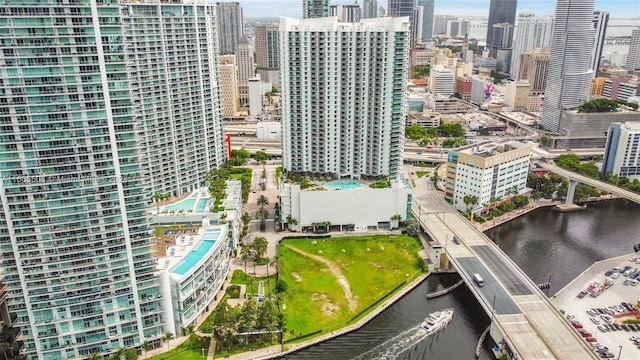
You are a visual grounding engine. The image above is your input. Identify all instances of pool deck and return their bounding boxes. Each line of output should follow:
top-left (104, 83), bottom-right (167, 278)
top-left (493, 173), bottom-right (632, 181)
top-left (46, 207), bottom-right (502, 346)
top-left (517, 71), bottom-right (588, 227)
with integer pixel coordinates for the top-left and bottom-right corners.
top-left (155, 226), bottom-right (224, 277)
top-left (155, 188), bottom-right (211, 214)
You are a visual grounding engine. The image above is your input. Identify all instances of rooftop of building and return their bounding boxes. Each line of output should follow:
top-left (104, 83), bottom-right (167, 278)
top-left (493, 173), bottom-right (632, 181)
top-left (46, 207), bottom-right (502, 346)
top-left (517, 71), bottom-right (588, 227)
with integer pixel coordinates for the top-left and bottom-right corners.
top-left (155, 223), bottom-right (229, 280)
top-left (286, 177), bottom-right (411, 192)
top-left (456, 139), bottom-right (531, 158)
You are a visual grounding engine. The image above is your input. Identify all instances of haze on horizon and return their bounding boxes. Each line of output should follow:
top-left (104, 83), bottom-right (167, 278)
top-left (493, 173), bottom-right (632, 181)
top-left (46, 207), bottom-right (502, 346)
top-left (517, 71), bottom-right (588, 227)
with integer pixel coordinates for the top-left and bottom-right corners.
top-left (239, 0), bottom-right (639, 19)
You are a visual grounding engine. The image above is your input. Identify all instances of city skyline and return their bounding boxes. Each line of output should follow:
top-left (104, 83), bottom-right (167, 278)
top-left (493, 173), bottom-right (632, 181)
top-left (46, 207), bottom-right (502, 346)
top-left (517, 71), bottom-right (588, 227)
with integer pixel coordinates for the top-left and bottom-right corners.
top-left (239, 0), bottom-right (638, 19)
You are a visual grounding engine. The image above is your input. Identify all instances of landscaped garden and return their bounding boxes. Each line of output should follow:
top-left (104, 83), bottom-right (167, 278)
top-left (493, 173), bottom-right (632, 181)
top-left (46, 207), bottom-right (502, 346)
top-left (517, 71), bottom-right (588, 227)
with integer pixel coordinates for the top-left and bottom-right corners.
top-left (147, 335), bottom-right (210, 360)
top-left (278, 235), bottom-right (425, 341)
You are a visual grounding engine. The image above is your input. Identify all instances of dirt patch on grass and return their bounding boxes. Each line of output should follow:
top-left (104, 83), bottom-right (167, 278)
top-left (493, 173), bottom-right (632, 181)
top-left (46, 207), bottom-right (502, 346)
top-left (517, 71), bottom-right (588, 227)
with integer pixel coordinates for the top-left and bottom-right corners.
top-left (285, 244), bottom-right (358, 312)
top-left (321, 302), bottom-right (340, 317)
top-left (291, 272), bottom-right (302, 282)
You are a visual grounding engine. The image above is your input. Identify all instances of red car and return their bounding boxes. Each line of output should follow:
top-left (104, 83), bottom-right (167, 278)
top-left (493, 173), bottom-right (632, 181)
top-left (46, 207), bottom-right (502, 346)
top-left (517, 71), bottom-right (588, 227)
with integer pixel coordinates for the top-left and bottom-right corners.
top-left (586, 337), bottom-right (597, 343)
top-left (581, 331), bottom-right (593, 337)
top-left (573, 322), bottom-right (584, 329)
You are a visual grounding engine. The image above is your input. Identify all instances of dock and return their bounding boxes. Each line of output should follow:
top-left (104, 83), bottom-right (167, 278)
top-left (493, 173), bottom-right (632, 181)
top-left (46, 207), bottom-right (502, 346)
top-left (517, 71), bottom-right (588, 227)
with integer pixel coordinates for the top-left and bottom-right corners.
top-left (475, 325), bottom-right (490, 358)
top-left (426, 280), bottom-right (464, 299)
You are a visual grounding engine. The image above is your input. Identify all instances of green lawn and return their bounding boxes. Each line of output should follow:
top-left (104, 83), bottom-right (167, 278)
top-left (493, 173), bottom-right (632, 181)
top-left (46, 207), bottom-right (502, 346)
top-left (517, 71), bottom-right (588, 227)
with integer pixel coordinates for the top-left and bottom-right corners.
top-left (415, 171), bottom-right (430, 178)
top-left (279, 235), bottom-right (423, 339)
top-left (147, 335), bottom-right (210, 360)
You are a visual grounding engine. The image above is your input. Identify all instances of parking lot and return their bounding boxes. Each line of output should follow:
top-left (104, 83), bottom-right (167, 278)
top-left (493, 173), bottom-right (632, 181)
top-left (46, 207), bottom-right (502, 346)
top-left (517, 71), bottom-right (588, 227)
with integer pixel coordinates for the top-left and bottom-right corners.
top-left (552, 253), bottom-right (640, 360)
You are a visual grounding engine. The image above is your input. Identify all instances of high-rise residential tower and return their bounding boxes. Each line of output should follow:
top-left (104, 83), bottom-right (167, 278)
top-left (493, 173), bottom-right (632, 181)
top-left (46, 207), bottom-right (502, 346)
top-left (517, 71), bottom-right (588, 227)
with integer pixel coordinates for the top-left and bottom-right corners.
top-left (255, 23), bottom-right (280, 87)
top-left (510, 13), bottom-right (553, 79)
top-left (363, 0), bottom-right (378, 19)
top-left (303, 0), bottom-right (330, 18)
top-left (602, 122), bottom-right (640, 180)
top-left (236, 36), bottom-right (254, 106)
top-left (626, 29), bottom-right (640, 71)
top-left (541, 0), bottom-right (595, 133)
top-left (216, 2), bottom-right (244, 54)
top-left (280, 16), bottom-right (410, 181)
top-left (591, 10), bottom-right (609, 76)
top-left (0, 1), bottom-right (225, 359)
top-left (486, 0), bottom-right (517, 56)
top-left (416, 0), bottom-right (434, 42)
top-left (330, 4), bottom-right (362, 23)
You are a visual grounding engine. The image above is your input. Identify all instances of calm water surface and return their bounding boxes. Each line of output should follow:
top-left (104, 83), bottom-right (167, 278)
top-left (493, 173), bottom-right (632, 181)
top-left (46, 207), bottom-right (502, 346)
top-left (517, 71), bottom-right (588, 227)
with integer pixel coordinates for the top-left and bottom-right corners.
top-left (289, 200), bottom-right (640, 359)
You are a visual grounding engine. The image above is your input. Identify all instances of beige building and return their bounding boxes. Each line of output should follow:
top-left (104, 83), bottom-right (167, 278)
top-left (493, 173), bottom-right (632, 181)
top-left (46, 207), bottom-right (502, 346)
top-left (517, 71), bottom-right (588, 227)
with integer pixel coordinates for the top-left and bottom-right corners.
top-left (237, 36), bottom-right (254, 106)
top-left (504, 80), bottom-right (531, 110)
top-left (517, 47), bottom-right (550, 95)
top-left (527, 95), bottom-right (543, 112)
top-left (591, 77), bottom-right (607, 96)
top-left (255, 23), bottom-right (281, 87)
top-left (219, 55), bottom-right (240, 117)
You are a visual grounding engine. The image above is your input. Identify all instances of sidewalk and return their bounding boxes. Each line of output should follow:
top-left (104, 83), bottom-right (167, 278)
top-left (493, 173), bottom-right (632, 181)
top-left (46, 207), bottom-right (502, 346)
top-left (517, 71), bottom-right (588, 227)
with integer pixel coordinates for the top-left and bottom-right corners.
top-left (472, 200), bottom-right (556, 232)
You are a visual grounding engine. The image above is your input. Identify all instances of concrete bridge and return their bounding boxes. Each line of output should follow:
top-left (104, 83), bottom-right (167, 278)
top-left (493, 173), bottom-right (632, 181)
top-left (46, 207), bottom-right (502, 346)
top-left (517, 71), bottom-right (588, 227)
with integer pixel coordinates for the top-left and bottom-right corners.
top-left (536, 161), bottom-right (640, 206)
top-left (410, 171), bottom-right (597, 359)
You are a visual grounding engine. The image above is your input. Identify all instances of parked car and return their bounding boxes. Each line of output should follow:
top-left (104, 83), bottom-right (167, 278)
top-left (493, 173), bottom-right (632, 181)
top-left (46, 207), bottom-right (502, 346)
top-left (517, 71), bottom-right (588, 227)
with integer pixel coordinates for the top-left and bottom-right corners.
top-left (605, 269), bottom-right (614, 276)
top-left (573, 322), bottom-right (584, 329)
top-left (581, 331), bottom-right (593, 337)
top-left (578, 290), bottom-right (589, 298)
top-left (590, 317), bottom-right (600, 324)
top-left (611, 272), bottom-right (620, 279)
top-left (586, 337), bottom-right (597, 343)
top-left (598, 325), bottom-right (608, 332)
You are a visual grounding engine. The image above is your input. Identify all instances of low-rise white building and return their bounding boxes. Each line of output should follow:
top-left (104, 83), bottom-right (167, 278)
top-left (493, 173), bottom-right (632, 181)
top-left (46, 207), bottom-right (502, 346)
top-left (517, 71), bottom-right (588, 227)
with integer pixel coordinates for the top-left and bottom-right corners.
top-left (157, 223), bottom-right (231, 335)
top-left (249, 75), bottom-right (263, 116)
top-left (256, 121), bottom-right (282, 140)
top-left (280, 179), bottom-right (413, 231)
top-left (602, 122), bottom-right (640, 180)
top-left (445, 141), bottom-right (531, 212)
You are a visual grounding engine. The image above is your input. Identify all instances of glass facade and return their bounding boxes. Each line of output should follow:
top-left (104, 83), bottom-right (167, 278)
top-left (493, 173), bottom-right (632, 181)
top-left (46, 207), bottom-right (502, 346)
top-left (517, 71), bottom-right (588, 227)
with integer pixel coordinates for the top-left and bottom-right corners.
top-left (0, 1), bottom-right (223, 358)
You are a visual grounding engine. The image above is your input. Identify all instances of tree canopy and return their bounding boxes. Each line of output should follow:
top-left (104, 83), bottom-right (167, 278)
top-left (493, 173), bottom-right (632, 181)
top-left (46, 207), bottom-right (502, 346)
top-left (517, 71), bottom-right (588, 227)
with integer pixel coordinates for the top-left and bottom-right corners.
top-left (577, 98), bottom-right (639, 113)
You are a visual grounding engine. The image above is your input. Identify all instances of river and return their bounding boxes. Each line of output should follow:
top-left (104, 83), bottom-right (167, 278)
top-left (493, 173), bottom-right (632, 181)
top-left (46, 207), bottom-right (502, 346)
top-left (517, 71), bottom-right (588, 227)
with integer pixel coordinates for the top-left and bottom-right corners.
top-left (288, 199), bottom-right (640, 359)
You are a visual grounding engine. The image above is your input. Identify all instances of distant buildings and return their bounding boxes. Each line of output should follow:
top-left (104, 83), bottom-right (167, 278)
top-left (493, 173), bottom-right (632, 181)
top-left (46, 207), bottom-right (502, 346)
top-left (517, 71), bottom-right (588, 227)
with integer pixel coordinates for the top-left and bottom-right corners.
top-left (602, 122), bottom-right (640, 180)
top-left (330, 4), bottom-right (362, 23)
top-left (216, 2), bottom-right (244, 55)
top-left (510, 12), bottom-right (553, 79)
top-left (541, 0), bottom-right (595, 133)
top-left (219, 55), bottom-right (241, 117)
top-left (434, 15), bottom-right (457, 35)
top-left (429, 66), bottom-right (454, 96)
top-left (504, 81), bottom-right (531, 110)
top-left (362, 0), bottom-right (379, 19)
top-left (303, 0), bottom-right (330, 18)
top-left (417, 0), bottom-right (435, 41)
top-left (627, 29), bottom-right (640, 71)
top-left (456, 76), bottom-right (473, 101)
top-left (516, 48), bottom-right (550, 95)
top-left (279, 16), bottom-right (409, 181)
top-left (591, 11), bottom-right (610, 76)
top-left (471, 76), bottom-right (494, 105)
top-left (603, 78), bottom-right (640, 101)
top-left (248, 75), bottom-right (263, 116)
top-left (255, 23), bottom-right (281, 87)
top-left (445, 141), bottom-right (531, 212)
top-left (558, 106), bottom-right (640, 149)
top-left (237, 36), bottom-right (254, 106)
top-left (486, 0), bottom-right (517, 57)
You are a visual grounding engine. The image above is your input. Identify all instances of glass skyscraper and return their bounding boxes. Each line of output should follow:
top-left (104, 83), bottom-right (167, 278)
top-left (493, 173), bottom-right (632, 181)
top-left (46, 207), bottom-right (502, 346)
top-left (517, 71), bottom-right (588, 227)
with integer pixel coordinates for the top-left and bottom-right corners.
top-left (0, 0), bottom-right (224, 358)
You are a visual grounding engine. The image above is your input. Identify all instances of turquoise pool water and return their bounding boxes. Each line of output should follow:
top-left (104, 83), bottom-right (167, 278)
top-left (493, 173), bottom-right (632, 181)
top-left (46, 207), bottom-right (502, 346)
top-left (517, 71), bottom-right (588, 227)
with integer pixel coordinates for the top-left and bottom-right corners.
top-left (166, 198), bottom-right (195, 211)
top-left (172, 240), bottom-right (216, 275)
top-left (327, 181), bottom-right (363, 190)
top-left (196, 198), bottom-right (209, 212)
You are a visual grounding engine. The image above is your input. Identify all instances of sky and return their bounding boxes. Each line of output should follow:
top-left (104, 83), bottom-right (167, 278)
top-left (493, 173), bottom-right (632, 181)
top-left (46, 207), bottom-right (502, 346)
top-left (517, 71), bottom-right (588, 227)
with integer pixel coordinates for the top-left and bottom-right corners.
top-left (238, 0), bottom-right (639, 19)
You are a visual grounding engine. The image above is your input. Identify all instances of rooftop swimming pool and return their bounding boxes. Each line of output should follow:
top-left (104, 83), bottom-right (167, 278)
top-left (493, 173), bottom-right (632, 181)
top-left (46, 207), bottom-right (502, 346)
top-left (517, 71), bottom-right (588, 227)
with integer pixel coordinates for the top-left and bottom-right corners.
top-left (196, 198), bottom-right (209, 212)
top-left (166, 198), bottom-right (195, 211)
top-left (171, 239), bottom-right (216, 275)
top-left (326, 181), bottom-right (363, 190)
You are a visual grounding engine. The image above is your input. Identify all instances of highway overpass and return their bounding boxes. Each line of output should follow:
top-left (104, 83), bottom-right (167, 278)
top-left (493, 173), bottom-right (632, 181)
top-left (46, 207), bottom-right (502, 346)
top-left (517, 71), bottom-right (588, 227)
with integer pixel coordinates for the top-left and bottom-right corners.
top-left (410, 172), bottom-right (597, 359)
top-left (536, 161), bottom-right (640, 205)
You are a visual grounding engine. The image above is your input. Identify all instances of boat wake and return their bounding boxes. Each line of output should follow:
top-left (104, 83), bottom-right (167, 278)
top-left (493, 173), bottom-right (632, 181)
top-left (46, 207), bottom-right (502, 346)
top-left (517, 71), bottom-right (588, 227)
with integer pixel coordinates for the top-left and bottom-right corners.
top-left (351, 309), bottom-right (453, 360)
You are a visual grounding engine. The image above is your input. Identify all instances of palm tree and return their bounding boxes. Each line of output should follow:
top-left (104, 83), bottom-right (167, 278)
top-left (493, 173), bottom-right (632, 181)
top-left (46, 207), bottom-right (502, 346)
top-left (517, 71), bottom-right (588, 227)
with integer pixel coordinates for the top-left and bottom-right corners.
top-left (264, 256), bottom-right (272, 277)
top-left (153, 192), bottom-right (163, 212)
top-left (269, 255), bottom-right (281, 275)
top-left (257, 194), bottom-right (269, 208)
top-left (255, 207), bottom-right (268, 223)
top-left (0, 343), bottom-right (9, 360)
top-left (162, 332), bottom-right (174, 350)
top-left (112, 347), bottom-right (126, 360)
top-left (142, 340), bottom-right (152, 357)
top-left (288, 217), bottom-right (298, 231)
top-left (88, 353), bottom-right (101, 360)
top-left (241, 252), bottom-right (250, 279)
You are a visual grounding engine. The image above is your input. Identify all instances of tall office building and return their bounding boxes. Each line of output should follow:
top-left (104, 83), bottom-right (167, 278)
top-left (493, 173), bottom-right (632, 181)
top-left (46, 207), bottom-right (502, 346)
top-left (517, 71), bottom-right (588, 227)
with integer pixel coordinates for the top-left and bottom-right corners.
top-left (430, 66), bottom-right (455, 96)
top-left (416, 0), bottom-right (434, 42)
top-left (363, 0), bottom-right (378, 19)
top-left (486, 0), bottom-right (517, 56)
top-left (388, 0), bottom-right (414, 17)
top-left (303, 0), bottom-right (330, 18)
top-left (448, 19), bottom-right (469, 38)
top-left (517, 48), bottom-right (551, 95)
top-left (626, 29), bottom-right (640, 71)
top-left (280, 16), bottom-right (409, 181)
top-left (0, 1), bottom-right (225, 359)
top-left (330, 4), bottom-right (362, 23)
top-left (511, 13), bottom-right (554, 79)
top-left (236, 36), bottom-right (254, 106)
top-left (591, 11), bottom-right (609, 76)
top-left (216, 2), bottom-right (244, 55)
top-left (602, 122), bottom-right (640, 180)
top-left (255, 23), bottom-right (280, 87)
top-left (219, 55), bottom-right (240, 117)
top-left (434, 15), bottom-right (456, 35)
top-left (541, 0), bottom-right (595, 133)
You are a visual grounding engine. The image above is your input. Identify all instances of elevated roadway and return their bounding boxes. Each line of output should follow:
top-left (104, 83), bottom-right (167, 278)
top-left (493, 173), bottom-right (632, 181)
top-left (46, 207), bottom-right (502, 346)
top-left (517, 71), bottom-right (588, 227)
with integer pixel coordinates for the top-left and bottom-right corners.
top-left (536, 161), bottom-right (640, 205)
top-left (409, 170), bottom-right (597, 359)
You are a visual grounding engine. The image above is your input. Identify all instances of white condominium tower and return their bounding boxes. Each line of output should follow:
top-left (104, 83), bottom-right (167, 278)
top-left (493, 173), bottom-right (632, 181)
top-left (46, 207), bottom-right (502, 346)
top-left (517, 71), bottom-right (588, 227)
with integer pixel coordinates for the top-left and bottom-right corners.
top-left (280, 16), bottom-right (410, 181)
top-left (541, 0), bottom-right (595, 133)
top-left (510, 12), bottom-right (553, 79)
top-left (0, 0), bottom-right (224, 359)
